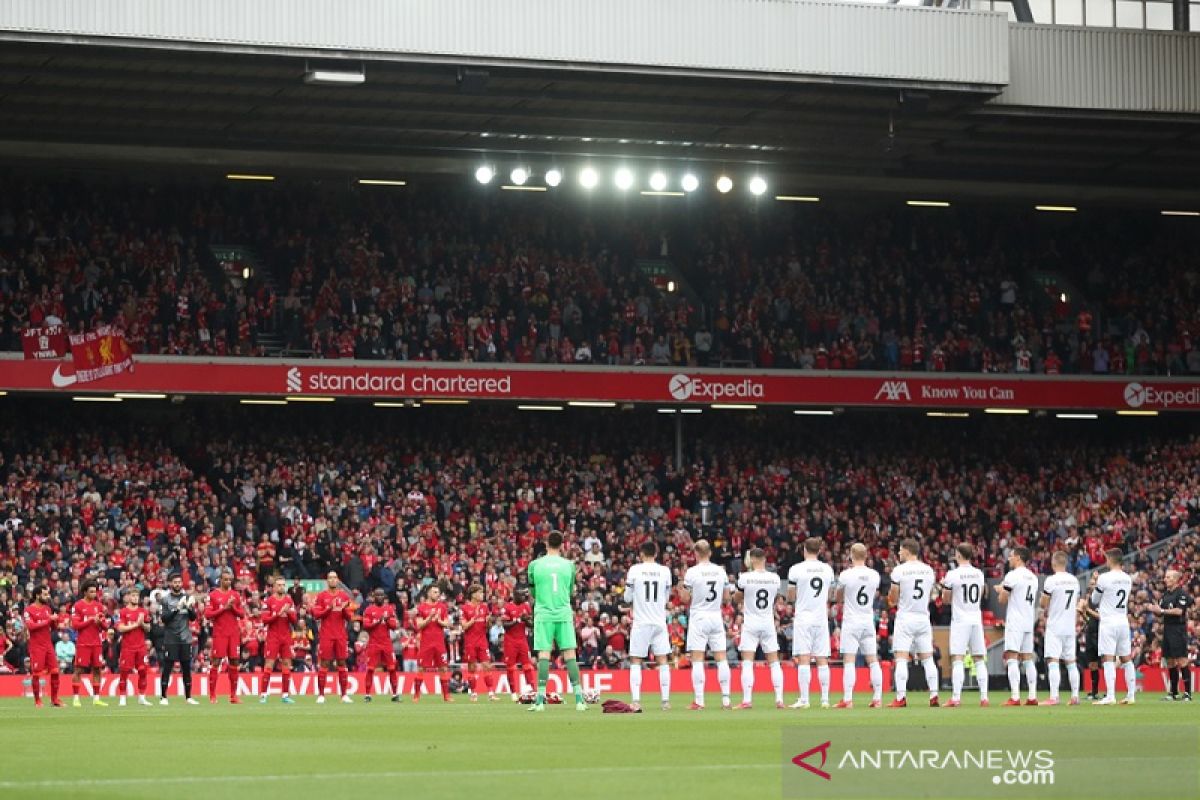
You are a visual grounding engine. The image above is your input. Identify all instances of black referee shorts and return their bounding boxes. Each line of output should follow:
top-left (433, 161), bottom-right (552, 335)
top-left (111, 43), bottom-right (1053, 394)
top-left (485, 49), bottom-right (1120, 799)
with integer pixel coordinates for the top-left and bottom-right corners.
top-left (1083, 631), bottom-right (1099, 664)
top-left (1162, 627), bottom-right (1189, 659)
top-left (161, 643), bottom-right (192, 664)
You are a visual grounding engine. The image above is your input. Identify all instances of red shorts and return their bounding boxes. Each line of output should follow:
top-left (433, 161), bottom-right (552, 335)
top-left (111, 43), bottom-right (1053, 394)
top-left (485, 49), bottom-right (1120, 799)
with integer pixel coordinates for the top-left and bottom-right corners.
top-left (366, 644), bottom-right (397, 671)
top-left (74, 644), bottom-right (103, 670)
top-left (504, 640), bottom-right (532, 666)
top-left (264, 637), bottom-right (294, 662)
top-left (462, 640), bottom-right (490, 665)
top-left (210, 635), bottom-right (241, 661)
top-left (419, 644), bottom-right (448, 669)
top-left (119, 646), bottom-right (147, 672)
top-left (29, 644), bottom-right (58, 674)
top-left (318, 637), bottom-right (348, 662)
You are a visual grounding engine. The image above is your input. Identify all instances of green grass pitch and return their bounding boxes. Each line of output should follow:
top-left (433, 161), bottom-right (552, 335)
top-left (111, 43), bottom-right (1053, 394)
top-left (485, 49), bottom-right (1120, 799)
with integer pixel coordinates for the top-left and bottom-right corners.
top-left (0, 692), bottom-right (1190, 800)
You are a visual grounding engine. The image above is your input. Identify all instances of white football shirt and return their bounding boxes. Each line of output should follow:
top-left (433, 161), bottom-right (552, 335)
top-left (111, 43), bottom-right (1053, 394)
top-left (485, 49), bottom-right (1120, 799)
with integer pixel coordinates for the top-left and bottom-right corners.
top-left (1002, 566), bottom-right (1039, 631)
top-left (837, 565), bottom-right (881, 625)
top-left (1042, 572), bottom-right (1080, 637)
top-left (788, 559), bottom-right (836, 624)
top-left (1091, 569), bottom-right (1133, 622)
top-left (941, 565), bottom-right (985, 625)
top-left (624, 562), bottom-right (672, 627)
top-left (890, 560), bottom-right (936, 618)
top-left (737, 570), bottom-right (781, 624)
top-left (684, 563), bottom-right (728, 617)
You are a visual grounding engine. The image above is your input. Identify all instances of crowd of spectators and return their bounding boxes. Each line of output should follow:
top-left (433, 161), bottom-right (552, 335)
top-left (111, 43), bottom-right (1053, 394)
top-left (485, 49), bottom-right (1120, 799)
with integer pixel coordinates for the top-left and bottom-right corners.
top-left (1, 177), bottom-right (1197, 375)
top-left (0, 400), bottom-right (1195, 678)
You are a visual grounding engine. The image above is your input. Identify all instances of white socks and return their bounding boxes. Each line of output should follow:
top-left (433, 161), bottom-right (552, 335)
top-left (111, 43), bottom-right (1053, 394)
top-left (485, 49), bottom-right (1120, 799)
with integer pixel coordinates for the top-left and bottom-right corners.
top-left (817, 665), bottom-right (831, 703)
top-left (843, 660), bottom-right (857, 702)
top-left (716, 660), bottom-right (731, 702)
top-left (630, 663), bottom-right (642, 704)
top-left (1023, 659), bottom-right (1038, 700)
top-left (1103, 661), bottom-right (1117, 700)
top-left (691, 661), bottom-right (706, 705)
top-left (921, 658), bottom-right (938, 698)
top-left (1123, 661), bottom-right (1136, 700)
top-left (1048, 662), bottom-right (1061, 700)
top-left (798, 664), bottom-right (812, 704)
top-left (952, 660), bottom-right (965, 701)
top-left (869, 661), bottom-right (883, 701)
top-left (740, 660), bottom-right (755, 704)
top-left (977, 664), bottom-right (988, 701)
top-left (1067, 662), bottom-right (1079, 699)
top-left (769, 661), bottom-right (784, 704)
top-left (1007, 659), bottom-right (1021, 700)
top-left (659, 665), bottom-right (671, 704)
top-left (894, 660), bottom-right (909, 700)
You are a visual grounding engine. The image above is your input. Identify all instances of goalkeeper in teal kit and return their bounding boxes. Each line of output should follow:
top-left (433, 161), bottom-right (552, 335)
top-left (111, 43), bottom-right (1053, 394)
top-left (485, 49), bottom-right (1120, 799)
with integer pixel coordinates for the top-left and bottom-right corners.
top-left (526, 530), bottom-right (586, 712)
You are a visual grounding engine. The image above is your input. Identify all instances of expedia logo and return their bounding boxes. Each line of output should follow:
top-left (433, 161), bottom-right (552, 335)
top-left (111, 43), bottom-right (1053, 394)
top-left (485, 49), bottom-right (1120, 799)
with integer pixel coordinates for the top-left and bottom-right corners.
top-left (874, 380), bottom-right (911, 402)
top-left (1123, 382), bottom-right (1200, 409)
top-left (286, 367), bottom-right (302, 393)
top-left (667, 373), bottom-right (764, 402)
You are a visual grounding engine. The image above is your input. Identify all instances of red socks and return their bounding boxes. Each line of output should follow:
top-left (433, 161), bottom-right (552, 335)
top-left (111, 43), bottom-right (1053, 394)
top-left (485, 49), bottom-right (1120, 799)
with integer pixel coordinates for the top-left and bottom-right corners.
top-left (209, 667), bottom-right (220, 700)
top-left (50, 673), bottom-right (60, 703)
top-left (317, 669), bottom-right (328, 696)
top-left (227, 666), bottom-right (240, 699)
top-left (137, 669), bottom-right (148, 695)
top-left (280, 669), bottom-right (292, 695)
top-left (32, 675), bottom-right (41, 703)
top-left (413, 676), bottom-right (424, 699)
top-left (388, 670), bottom-right (399, 695)
top-left (337, 668), bottom-right (349, 697)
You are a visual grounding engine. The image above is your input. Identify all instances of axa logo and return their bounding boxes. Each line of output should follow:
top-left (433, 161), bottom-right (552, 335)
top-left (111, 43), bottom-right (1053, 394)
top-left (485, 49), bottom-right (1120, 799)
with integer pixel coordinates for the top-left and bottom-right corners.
top-left (667, 373), bottom-right (764, 402)
top-left (286, 367), bottom-right (302, 393)
top-left (792, 740), bottom-right (832, 781)
top-left (1123, 382), bottom-right (1146, 408)
top-left (874, 380), bottom-right (911, 402)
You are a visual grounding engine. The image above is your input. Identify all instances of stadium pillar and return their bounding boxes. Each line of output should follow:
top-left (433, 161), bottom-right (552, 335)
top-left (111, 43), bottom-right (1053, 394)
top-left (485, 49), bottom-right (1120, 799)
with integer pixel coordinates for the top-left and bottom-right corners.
top-left (1173, 0), bottom-right (1188, 30)
top-left (1009, 0), bottom-right (1034, 22)
top-left (675, 414), bottom-right (683, 472)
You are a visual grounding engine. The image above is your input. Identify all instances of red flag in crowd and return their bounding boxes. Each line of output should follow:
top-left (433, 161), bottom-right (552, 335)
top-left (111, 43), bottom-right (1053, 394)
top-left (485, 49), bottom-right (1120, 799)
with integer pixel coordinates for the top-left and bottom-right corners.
top-left (21, 325), bottom-right (69, 360)
top-left (68, 325), bottom-right (135, 384)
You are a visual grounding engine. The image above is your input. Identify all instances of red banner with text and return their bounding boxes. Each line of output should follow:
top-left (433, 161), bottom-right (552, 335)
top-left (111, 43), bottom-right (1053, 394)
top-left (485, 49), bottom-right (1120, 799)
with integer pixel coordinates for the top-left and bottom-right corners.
top-left (1, 356), bottom-right (1198, 411)
top-left (21, 326), bottom-right (68, 360)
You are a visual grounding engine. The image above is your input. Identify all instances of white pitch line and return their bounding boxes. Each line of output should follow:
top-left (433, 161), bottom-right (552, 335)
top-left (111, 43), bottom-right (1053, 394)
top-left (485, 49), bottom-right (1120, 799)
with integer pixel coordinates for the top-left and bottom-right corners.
top-left (0, 763), bottom-right (775, 789)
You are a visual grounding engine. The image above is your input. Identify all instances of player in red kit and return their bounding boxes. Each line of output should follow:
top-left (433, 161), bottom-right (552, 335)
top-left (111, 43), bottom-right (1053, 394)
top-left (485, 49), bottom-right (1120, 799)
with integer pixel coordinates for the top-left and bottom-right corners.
top-left (361, 588), bottom-right (401, 703)
top-left (413, 584), bottom-right (452, 703)
top-left (461, 584), bottom-right (496, 702)
top-left (312, 570), bottom-right (355, 703)
top-left (502, 586), bottom-right (537, 701)
top-left (115, 589), bottom-right (153, 706)
top-left (204, 569), bottom-right (246, 703)
top-left (70, 579), bottom-right (109, 706)
top-left (24, 585), bottom-right (62, 707)
top-left (259, 576), bottom-right (297, 704)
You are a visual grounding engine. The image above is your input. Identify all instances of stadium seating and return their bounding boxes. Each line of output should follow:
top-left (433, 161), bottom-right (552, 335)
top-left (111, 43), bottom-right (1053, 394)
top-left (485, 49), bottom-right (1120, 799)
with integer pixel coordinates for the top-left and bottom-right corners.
top-left (1, 179), bottom-right (1198, 375)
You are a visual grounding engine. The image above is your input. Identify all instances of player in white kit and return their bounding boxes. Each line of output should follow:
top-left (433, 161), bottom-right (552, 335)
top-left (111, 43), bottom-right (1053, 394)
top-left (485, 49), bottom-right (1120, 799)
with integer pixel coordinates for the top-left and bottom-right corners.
top-left (1040, 551), bottom-right (1081, 706)
top-left (939, 543), bottom-right (990, 707)
top-left (623, 541), bottom-right (674, 711)
top-left (998, 546), bottom-right (1039, 706)
top-left (833, 543), bottom-right (883, 709)
top-left (680, 540), bottom-right (732, 710)
top-left (732, 548), bottom-right (785, 709)
top-left (886, 538), bottom-right (940, 707)
top-left (787, 538), bottom-right (836, 709)
top-left (1091, 548), bottom-right (1136, 706)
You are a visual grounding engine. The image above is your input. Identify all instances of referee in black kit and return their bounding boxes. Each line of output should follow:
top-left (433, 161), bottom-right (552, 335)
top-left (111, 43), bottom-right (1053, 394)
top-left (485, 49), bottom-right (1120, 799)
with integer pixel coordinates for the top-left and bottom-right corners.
top-left (1149, 569), bottom-right (1192, 701)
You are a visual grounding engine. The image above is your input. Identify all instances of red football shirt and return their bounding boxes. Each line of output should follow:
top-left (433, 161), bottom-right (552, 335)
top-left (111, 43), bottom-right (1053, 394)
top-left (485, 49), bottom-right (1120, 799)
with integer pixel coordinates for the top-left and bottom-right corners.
top-left (502, 602), bottom-right (531, 642)
top-left (23, 604), bottom-right (55, 650)
top-left (71, 600), bottom-right (107, 647)
top-left (362, 603), bottom-right (399, 649)
top-left (204, 588), bottom-right (245, 638)
top-left (461, 601), bottom-right (490, 645)
top-left (118, 606), bottom-right (149, 650)
top-left (261, 595), bottom-right (297, 640)
top-left (313, 589), bottom-right (353, 641)
top-left (416, 602), bottom-right (448, 648)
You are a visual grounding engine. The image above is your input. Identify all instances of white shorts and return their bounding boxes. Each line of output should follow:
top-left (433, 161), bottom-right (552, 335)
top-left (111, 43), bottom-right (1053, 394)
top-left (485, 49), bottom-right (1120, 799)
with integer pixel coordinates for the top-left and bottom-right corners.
top-left (949, 622), bottom-right (986, 657)
top-left (839, 620), bottom-right (877, 657)
top-left (686, 615), bottom-right (727, 654)
top-left (738, 620), bottom-right (779, 655)
top-left (892, 615), bottom-right (932, 655)
top-left (1004, 628), bottom-right (1034, 654)
top-left (629, 623), bottom-right (671, 658)
top-left (791, 620), bottom-right (831, 658)
top-left (1043, 632), bottom-right (1077, 661)
top-left (1098, 621), bottom-right (1131, 658)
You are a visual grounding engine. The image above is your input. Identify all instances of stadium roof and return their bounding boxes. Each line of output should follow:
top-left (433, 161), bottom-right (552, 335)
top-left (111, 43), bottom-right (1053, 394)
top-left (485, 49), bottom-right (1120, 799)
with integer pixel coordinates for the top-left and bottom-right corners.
top-left (0, 41), bottom-right (1197, 204)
